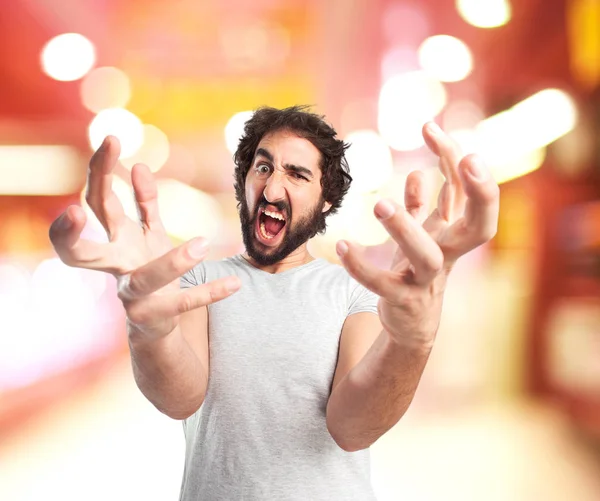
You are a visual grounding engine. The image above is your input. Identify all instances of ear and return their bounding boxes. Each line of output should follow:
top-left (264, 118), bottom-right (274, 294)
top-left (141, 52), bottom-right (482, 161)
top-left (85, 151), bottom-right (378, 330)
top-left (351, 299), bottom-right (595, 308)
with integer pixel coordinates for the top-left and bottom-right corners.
top-left (322, 201), bottom-right (332, 213)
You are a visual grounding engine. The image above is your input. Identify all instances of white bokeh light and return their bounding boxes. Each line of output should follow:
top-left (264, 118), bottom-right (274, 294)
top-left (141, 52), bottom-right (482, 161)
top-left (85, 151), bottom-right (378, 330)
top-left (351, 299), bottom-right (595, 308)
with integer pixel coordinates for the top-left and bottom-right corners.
top-left (120, 124), bottom-right (171, 173)
top-left (80, 66), bottom-right (131, 113)
top-left (81, 174), bottom-right (139, 234)
top-left (88, 108), bottom-right (144, 159)
top-left (41, 33), bottom-right (96, 82)
top-left (378, 71), bottom-right (447, 151)
top-left (418, 35), bottom-right (473, 82)
top-left (344, 130), bottom-right (393, 194)
top-left (225, 111), bottom-right (253, 154)
top-left (157, 179), bottom-right (223, 242)
top-left (456, 0), bottom-right (512, 29)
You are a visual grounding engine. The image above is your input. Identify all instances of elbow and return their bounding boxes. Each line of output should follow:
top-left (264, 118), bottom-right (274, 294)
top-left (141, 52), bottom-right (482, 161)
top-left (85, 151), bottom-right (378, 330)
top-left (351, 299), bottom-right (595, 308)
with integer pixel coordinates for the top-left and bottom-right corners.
top-left (326, 417), bottom-right (370, 453)
top-left (158, 400), bottom-right (203, 421)
top-left (162, 408), bottom-right (196, 420)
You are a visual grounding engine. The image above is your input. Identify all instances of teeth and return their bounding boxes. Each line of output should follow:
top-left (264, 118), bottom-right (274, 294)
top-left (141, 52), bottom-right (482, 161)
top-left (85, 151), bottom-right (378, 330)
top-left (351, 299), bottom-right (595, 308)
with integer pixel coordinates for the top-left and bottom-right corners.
top-left (260, 221), bottom-right (274, 239)
top-left (263, 209), bottom-right (285, 221)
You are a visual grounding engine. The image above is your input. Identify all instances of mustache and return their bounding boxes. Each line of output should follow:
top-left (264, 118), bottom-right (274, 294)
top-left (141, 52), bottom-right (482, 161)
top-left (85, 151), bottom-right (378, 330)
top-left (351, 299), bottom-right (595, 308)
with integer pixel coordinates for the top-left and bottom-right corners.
top-left (256, 195), bottom-right (289, 216)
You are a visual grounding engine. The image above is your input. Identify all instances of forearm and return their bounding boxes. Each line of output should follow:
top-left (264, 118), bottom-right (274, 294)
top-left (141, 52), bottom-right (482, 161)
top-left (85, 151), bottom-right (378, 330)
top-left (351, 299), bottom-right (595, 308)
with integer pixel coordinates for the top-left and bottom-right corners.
top-left (128, 324), bottom-right (207, 420)
top-left (326, 330), bottom-right (432, 451)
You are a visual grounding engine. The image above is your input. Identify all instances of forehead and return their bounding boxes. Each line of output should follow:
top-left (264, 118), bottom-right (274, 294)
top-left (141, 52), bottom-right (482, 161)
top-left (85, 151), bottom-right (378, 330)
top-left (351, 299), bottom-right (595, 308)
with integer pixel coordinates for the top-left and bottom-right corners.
top-left (255, 129), bottom-right (321, 171)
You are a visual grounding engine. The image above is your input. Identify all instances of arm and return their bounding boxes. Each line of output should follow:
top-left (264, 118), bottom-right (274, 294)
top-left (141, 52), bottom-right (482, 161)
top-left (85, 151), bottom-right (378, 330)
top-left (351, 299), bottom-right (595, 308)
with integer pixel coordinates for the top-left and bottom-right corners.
top-left (328, 122), bottom-right (499, 451)
top-left (128, 307), bottom-right (209, 420)
top-left (48, 135), bottom-right (240, 420)
top-left (326, 313), bottom-right (431, 452)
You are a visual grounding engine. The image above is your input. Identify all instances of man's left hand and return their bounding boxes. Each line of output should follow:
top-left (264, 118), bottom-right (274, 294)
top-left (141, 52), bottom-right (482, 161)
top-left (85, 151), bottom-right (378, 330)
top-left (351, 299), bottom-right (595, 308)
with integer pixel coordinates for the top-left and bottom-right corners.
top-left (336, 122), bottom-right (500, 347)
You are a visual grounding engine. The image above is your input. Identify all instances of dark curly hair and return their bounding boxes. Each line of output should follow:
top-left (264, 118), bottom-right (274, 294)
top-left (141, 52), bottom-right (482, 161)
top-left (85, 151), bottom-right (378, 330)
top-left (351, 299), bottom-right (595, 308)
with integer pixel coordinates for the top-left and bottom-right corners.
top-left (233, 105), bottom-right (352, 234)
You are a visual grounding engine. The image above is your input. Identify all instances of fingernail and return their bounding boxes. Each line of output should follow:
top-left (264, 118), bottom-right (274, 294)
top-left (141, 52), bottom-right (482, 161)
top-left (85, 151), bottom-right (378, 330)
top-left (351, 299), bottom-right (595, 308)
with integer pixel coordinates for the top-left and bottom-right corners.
top-left (336, 240), bottom-right (349, 257)
top-left (467, 158), bottom-right (488, 181)
top-left (427, 122), bottom-right (442, 135)
top-left (58, 213), bottom-right (73, 230)
top-left (188, 239), bottom-right (209, 259)
top-left (225, 276), bottom-right (241, 293)
top-left (375, 199), bottom-right (396, 220)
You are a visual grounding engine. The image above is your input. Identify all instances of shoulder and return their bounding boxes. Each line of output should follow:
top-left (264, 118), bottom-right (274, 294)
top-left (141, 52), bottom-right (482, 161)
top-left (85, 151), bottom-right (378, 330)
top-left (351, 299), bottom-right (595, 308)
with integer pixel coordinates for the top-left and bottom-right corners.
top-left (181, 255), bottom-right (245, 287)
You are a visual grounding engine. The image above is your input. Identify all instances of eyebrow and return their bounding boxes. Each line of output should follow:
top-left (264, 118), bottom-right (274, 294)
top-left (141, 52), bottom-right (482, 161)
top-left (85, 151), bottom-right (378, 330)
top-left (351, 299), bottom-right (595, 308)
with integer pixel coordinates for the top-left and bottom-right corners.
top-left (255, 147), bottom-right (314, 179)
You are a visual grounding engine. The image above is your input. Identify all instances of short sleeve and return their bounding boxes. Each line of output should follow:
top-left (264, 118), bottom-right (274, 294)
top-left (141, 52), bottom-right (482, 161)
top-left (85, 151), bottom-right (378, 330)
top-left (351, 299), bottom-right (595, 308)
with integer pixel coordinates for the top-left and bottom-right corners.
top-left (180, 262), bottom-right (207, 290)
top-left (347, 280), bottom-right (379, 317)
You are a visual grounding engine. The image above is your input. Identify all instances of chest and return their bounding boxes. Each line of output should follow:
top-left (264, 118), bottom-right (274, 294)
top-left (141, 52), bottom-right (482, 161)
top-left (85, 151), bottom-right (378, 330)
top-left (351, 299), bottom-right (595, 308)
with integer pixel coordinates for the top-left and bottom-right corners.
top-left (206, 283), bottom-right (348, 395)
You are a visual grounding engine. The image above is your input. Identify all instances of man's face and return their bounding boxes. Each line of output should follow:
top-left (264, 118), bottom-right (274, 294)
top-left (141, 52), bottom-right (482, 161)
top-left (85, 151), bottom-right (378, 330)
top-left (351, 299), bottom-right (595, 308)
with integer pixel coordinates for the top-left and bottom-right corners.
top-left (239, 129), bottom-right (332, 266)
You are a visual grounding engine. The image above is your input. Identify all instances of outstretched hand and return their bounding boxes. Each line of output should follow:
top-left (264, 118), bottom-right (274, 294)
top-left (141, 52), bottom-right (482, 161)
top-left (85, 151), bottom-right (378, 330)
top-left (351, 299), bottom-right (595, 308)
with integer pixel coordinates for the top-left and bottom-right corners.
top-left (336, 122), bottom-right (500, 346)
top-left (49, 136), bottom-right (241, 341)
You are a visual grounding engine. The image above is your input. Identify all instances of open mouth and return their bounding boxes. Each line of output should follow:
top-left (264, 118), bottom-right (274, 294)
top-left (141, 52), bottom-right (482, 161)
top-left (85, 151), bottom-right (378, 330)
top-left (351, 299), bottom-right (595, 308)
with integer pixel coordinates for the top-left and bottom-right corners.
top-left (257, 208), bottom-right (287, 242)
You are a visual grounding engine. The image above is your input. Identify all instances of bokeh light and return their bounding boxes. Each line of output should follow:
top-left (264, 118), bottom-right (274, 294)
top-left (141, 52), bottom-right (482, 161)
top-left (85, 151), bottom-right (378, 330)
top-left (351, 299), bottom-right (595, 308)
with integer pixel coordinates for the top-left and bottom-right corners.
top-left (80, 67), bottom-right (131, 113)
top-left (120, 124), bottom-right (171, 173)
top-left (220, 23), bottom-right (290, 71)
top-left (418, 35), bottom-right (474, 82)
top-left (225, 111), bottom-right (253, 155)
top-left (80, 175), bottom-right (139, 234)
top-left (477, 88), bottom-right (578, 158)
top-left (381, 47), bottom-right (420, 81)
top-left (88, 108), bottom-right (144, 159)
top-left (344, 130), bottom-right (393, 194)
top-left (40, 33), bottom-right (96, 82)
top-left (156, 179), bottom-right (223, 242)
top-left (443, 100), bottom-right (485, 131)
top-left (456, 0), bottom-right (512, 29)
top-left (0, 145), bottom-right (84, 195)
top-left (378, 71), bottom-right (447, 151)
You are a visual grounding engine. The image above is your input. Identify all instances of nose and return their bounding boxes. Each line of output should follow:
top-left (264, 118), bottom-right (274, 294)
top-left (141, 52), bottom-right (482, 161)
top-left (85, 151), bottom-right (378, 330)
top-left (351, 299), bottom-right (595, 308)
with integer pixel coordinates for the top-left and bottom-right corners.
top-left (263, 169), bottom-right (286, 204)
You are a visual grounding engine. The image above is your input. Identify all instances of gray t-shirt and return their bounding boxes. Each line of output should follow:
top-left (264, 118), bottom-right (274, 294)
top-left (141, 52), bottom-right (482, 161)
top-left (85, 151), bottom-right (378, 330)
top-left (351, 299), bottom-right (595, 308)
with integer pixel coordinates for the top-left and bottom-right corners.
top-left (178, 254), bottom-right (379, 501)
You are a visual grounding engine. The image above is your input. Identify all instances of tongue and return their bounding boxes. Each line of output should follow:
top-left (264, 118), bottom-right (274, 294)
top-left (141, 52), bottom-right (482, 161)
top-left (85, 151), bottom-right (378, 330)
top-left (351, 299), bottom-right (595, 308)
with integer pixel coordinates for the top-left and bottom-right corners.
top-left (264, 216), bottom-right (285, 236)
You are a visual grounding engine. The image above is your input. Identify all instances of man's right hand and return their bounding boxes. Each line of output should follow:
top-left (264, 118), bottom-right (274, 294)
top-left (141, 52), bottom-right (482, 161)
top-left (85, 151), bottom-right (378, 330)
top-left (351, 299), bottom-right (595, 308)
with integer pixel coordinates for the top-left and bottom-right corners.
top-left (49, 135), bottom-right (241, 342)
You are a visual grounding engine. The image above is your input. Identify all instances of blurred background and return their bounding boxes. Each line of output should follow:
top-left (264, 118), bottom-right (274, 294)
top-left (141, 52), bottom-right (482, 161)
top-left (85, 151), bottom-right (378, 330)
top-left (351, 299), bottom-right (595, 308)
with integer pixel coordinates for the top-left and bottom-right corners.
top-left (1, 0), bottom-right (600, 499)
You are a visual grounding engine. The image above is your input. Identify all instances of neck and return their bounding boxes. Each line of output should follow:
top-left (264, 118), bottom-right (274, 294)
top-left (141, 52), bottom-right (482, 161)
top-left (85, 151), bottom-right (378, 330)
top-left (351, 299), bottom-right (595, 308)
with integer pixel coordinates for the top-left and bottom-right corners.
top-left (242, 243), bottom-right (314, 274)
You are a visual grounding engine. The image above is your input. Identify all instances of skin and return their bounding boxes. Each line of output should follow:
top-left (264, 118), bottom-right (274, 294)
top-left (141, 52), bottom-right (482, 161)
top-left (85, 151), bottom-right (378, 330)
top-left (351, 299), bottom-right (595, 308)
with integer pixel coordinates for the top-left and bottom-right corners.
top-left (326, 122), bottom-right (500, 451)
top-left (48, 120), bottom-right (499, 451)
top-left (241, 129), bottom-right (332, 273)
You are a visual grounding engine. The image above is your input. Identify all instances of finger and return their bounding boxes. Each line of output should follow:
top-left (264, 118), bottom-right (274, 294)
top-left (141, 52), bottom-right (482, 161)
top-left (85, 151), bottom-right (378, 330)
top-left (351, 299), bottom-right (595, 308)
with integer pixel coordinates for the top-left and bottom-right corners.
top-left (443, 154), bottom-right (499, 257)
top-left (85, 136), bottom-right (125, 238)
top-left (374, 199), bottom-right (444, 285)
top-left (131, 163), bottom-right (166, 232)
top-left (118, 238), bottom-right (211, 300)
top-left (422, 122), bottom-right (466, 221)
top-left (336, 240), bottom-right (399, 297)
top-left (125, 276), bottom-right (242, 325)
top-left (404, 170), bottom-right (428, 223)
top-left (49, 205), bottom-right (113, 271)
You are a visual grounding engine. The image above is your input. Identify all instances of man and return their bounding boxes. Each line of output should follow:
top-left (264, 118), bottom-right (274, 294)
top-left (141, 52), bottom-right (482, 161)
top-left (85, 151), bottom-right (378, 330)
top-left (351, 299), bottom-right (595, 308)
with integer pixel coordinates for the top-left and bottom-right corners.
top-left (49, 106), bottom-right (499, 500)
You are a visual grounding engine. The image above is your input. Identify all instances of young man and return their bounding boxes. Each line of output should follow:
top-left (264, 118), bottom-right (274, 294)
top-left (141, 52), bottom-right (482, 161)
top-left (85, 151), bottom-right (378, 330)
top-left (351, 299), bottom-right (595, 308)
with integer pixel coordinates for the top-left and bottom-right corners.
top-left (49, 106), bottom-right (499, 500)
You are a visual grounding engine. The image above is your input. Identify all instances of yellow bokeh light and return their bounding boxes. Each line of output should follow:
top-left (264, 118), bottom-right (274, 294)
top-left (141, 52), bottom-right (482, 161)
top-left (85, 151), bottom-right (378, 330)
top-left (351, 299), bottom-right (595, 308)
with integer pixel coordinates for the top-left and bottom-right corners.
top-left (88, 108), bottom-right (144, 159)
top-left (493, 147), bottom-right (547, 184)
top-left (457, 89), bottom-right (579, 183)
top-left (225, 111), bottom-right (253, 155)
top-left (477, 89), bottom-right (578, 159)
top-left (80, 67), bottom-right (131, 113)
top-left (120, 124), bottom-right (171, 173)
top-left (344, 130), bottom-right (393, 194)
top-left (456, 0), bottom-right (512, 29)
top-left (40, 33), bottom-right (96, 82)
top-left (378, 71), bottom-right (447, 151)
top-left (418, 35), bottom-right (474, 82)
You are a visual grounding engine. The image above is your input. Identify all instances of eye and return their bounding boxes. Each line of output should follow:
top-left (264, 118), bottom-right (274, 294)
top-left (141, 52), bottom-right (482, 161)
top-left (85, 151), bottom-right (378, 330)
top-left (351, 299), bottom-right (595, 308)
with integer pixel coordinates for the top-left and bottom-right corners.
top-left (255, 163), bottom-right (271, 175)
top-left (292, 172), bottom-right (308, 181)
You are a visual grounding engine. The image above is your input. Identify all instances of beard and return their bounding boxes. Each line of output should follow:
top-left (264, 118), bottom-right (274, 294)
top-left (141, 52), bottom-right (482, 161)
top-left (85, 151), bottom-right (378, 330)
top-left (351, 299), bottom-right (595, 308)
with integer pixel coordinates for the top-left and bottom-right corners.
top-left (239, 194), bottom-right (326, 267)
